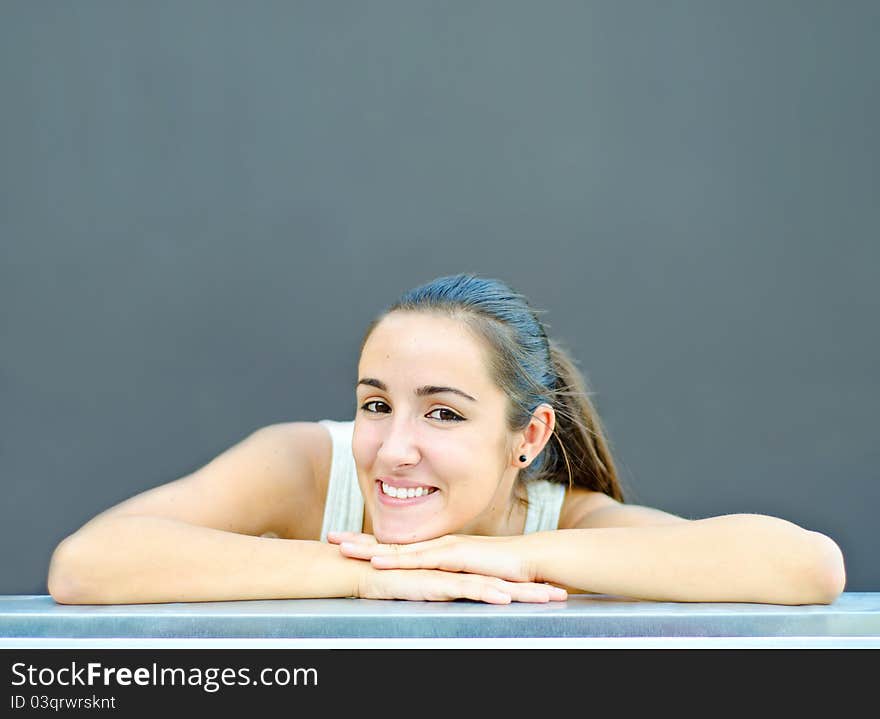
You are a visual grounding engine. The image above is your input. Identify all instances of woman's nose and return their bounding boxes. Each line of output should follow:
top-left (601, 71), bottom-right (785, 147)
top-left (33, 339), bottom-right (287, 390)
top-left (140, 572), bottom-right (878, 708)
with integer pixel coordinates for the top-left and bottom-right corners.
top-left (376, 416), bottom-right (421, 468)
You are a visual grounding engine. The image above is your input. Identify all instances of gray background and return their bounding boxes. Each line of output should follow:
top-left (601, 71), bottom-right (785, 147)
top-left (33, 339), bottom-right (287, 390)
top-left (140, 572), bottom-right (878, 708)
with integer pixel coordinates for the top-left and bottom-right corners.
top-left (2, 1), bottom-right (877, 595)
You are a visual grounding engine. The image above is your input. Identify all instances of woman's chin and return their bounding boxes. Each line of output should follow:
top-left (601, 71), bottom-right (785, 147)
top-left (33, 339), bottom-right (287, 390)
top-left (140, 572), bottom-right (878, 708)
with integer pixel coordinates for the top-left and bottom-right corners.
top-left (374, 526), bottom-right (441, 545)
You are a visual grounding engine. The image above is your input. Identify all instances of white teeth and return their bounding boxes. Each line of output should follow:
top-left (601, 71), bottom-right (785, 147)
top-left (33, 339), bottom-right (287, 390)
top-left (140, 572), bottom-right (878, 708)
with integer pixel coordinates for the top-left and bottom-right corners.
top-left (381, 482), bottom-right (434, 499)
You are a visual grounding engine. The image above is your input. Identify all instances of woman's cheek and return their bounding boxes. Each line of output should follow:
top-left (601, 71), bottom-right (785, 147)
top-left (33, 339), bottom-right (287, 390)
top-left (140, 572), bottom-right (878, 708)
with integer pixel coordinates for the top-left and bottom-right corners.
top-left (350, 430), bottom-right (376, 470)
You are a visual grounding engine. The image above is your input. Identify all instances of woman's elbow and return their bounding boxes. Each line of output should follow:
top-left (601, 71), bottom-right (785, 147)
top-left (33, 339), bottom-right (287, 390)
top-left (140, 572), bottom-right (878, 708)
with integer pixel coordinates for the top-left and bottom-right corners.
top-left (803, 531), bottom-right (846, 605)
top-left (47, 537), bottom-right (90, 605)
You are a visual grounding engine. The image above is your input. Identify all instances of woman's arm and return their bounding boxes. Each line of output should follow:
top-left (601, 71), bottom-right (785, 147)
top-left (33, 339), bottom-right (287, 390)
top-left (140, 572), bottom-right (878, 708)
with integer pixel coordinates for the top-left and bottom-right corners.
top-left (46, 422), bottom-right (350, 604)
top-left (48, 422), bottom-right (569, 605)
top-left (522, 513), bottom-right (846, 605)
top-left (47, 514), bottom-right (364, 604)
top-left (48, 515), bottom-right (567, 605)
top-left (335, 506), bottom-right (846, 605)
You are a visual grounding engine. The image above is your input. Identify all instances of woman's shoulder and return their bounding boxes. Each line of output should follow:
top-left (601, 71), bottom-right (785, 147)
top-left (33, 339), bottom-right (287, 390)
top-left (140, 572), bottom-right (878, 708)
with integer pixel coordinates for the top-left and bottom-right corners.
top-left (257, 421), bottom-right (334, 540)
top-left (557, 486), bottom-right (619, 529)
top-left (558, 485), bottom-right (688, 529)
top-left (261, 420), bottom-right (334, 496)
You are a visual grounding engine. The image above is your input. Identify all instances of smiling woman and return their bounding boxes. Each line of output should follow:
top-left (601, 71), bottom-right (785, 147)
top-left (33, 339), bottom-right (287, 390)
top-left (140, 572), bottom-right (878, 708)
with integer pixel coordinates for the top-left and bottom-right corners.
top-left (46, 273), bottom-right (846, 606)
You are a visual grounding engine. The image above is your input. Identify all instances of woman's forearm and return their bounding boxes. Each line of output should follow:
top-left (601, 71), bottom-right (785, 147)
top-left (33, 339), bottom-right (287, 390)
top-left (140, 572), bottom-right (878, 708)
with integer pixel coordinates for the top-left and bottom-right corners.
top-left (47, 515), bottom-right (364, 604)
top-left (524, 514), bottom-right (846, 605)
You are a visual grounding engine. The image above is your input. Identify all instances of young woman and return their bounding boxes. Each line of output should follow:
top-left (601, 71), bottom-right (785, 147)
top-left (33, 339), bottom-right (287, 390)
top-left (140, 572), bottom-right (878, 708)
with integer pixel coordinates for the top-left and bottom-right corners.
top-left (47, 273), bottom-right (846, 605)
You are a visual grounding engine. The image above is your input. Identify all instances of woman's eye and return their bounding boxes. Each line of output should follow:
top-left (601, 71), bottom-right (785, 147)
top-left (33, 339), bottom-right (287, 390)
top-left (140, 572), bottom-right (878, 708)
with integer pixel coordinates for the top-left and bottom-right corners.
top-left (427, 408), bottom-right (464, 423)
top-left (359, 402), bottom-right (463, 423)
top-left (360, 401), bottom-right (391, 414)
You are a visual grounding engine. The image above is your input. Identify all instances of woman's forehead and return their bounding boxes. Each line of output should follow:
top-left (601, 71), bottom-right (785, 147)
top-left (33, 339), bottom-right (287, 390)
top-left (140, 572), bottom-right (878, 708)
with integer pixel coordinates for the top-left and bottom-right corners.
top-left (364, 313), bottom-right (483, 354)
top-left (359, 314), bottom-right (495, 393)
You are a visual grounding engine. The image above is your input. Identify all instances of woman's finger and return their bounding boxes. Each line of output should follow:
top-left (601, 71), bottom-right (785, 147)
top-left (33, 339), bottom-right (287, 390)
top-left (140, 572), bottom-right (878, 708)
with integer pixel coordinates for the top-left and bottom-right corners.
top-left (370, 551), bottom-right (437, 569)
top-left (450, 577), bottom-right (565, 604)
top-left (453, 576), bottom-right (512, 605)
top-left (498, 581), bottom-right (568, 603)
top-left (339, 541), bottom-right (393, 559)
top-left (338, 539), bottom-right (434, 558)
top-left (343, 535), bottom-right (452, 555)
top-left (361, 568), bottom-right (567, 604)
top-left (327, 532), bottom-right (377, 546)
top-left (365, 541), bottom-right (530, 582)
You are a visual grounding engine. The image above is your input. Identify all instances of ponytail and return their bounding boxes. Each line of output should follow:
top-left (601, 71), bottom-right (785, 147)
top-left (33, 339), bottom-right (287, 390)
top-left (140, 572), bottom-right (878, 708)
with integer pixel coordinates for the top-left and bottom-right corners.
top-left (540, 340), bottom-right (624, 501)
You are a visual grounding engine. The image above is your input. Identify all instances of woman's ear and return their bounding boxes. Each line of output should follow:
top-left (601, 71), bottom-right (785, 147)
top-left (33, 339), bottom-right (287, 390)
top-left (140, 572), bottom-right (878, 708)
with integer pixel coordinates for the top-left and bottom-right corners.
top-left (514, 403), bottom-right (555, 466)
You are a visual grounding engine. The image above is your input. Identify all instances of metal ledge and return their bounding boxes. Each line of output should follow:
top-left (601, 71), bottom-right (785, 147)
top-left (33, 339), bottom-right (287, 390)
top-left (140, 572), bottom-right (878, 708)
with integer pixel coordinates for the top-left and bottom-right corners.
top-left (2, 593), bottom-right (879, 647)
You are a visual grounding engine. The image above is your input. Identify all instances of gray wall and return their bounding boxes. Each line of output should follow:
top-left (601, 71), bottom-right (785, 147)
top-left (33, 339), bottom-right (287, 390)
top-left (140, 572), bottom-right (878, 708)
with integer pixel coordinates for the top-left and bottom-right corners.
top-left (2, 1), bottom-right (877, 594)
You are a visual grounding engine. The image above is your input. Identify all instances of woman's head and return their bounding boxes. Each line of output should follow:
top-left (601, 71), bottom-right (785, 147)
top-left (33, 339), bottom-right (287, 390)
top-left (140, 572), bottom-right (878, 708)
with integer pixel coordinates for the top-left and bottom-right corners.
top-left (352, 273), bottom-right (623, 544)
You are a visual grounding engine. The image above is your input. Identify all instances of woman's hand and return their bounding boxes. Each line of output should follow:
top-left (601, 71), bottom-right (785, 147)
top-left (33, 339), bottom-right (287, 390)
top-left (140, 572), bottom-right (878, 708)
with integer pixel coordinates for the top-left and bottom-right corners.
top-left (328, 531), bottom-right (565, 602)
top-left (355, 565), bottom-right (566, 604)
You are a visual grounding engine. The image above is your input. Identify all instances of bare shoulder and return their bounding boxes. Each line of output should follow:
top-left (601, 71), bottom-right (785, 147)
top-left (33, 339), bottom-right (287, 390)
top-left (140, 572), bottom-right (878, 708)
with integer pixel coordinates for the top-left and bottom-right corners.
top-left (558, 488), bottom-right (617, 529)
top-left (257, 421), bottom-right (332, 540)
top-left (559, 487), bottom-right (689, 529)
top-left (258, 421), bottom-right (331, 490)
top-left (67, 421), bottom-right (333, 544)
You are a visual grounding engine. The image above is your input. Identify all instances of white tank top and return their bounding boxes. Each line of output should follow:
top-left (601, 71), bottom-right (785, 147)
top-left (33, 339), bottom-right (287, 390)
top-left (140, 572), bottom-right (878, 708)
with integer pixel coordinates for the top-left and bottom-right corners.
top-left (317, 419), bottom-right (566, 542)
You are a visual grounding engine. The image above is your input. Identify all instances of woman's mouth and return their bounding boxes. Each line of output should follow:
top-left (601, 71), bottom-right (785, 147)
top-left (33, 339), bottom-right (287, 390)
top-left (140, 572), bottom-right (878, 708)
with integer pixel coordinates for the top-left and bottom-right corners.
top-left (375, 479), bottom-right (439, 505)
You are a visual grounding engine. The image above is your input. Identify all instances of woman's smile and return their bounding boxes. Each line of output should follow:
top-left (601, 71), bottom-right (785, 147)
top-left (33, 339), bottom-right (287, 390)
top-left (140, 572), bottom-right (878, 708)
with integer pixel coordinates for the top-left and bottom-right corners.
top-left (375, 478), bottom-right (440, 506)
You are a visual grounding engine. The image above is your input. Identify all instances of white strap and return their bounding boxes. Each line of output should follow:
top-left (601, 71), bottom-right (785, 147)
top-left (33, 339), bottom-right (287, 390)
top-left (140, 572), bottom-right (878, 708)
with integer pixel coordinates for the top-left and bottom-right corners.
top-left (523, 480), bottom-right (566, 533)
top-left (317, 420), bottom-right (364, 542)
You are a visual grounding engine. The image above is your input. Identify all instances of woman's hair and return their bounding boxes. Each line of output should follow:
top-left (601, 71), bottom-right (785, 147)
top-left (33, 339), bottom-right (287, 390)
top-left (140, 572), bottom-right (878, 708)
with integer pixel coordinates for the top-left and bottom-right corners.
top-left (359, 273), bottom-right (625, 503)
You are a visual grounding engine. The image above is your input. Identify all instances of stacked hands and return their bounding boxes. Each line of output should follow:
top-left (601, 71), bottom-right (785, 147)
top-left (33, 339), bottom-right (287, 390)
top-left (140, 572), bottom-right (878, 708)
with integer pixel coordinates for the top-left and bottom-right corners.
top-left (327, 532), bottom-right (568, 604)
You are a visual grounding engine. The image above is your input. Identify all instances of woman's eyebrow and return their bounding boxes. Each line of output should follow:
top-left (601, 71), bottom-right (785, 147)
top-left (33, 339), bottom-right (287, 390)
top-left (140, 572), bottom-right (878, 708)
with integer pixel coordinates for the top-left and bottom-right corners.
top-left (356, 378), bottom-right (477, 403)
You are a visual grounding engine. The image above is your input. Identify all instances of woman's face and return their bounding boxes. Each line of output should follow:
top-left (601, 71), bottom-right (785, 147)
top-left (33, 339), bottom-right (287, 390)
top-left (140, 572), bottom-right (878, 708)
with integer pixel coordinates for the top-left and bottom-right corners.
top-left (353, 312), bottom-right (518, 544)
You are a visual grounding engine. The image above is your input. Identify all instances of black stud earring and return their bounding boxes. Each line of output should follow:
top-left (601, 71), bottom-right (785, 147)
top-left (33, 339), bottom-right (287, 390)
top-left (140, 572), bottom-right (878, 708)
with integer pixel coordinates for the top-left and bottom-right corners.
top-left (519, 455), bottom-right (527, 463)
